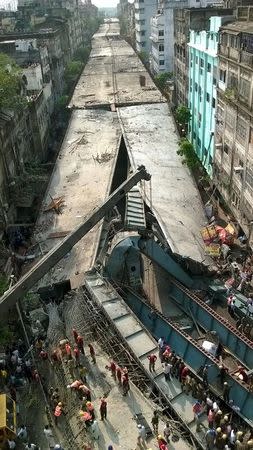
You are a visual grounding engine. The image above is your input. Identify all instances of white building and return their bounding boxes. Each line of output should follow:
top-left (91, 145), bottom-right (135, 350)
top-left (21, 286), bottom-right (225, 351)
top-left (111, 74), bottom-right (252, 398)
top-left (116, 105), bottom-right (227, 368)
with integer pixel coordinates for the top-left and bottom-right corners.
top-left (135, 0), bottom-right (158, 54)
top-left (150, 0), bottom-right (223, 75)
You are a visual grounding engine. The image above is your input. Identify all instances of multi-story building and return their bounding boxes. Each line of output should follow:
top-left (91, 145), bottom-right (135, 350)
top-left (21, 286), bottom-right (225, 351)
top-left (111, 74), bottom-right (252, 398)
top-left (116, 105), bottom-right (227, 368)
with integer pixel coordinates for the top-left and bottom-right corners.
top-left (135, 0), bottom-right (158, 54)
top-left (214, 7), bottom-right (253, 239)
top-left (174, 7), bottom-right (233, 107)
top-left (188, 16), bottom-right (231, 176)
top-left (150, 0), bottom-right (225, 76)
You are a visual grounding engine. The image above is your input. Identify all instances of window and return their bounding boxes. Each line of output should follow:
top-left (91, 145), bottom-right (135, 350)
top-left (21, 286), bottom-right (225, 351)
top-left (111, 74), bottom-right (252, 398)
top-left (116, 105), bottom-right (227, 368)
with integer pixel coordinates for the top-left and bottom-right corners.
top-left (236, 117), bottom-right (247, 141)
top-left (207, 63), bottom-right (211, 72)
top-left (221, 33), bottom-right (228, 47)
top-left (193, 131), bottom-right (196, 139)
top-left (198, 113), bottom-right (202, 122)
top-left (230, 35), bottom-right (239, 49)
top-left (159, 44), bottom-right (164, 52)
top-left (159, 30), bottom-right (164, 37)
top-left (197, 137), bottom-right (201, 147)
top-left (219, 69), bottom-right (226, 83)
top-left (239, 78), bottom-right (250, 102)
top-left (195, 82), bottom-right (198, 92)
top-left (226, 110), bottom-right (236, 129)
top-left (212, 98), bottom-right (216, 108)
top-left (206, 92), bottom-right (210, 102)
top-left (200, 58), bottom-right (204, 68)
top-left (159, 60), bottom-right (165, 66)
top-left (213, 76), bottom-right (217, 86)
top-left (224, 143), bottom-right (229, 155)
top-left (210, 33), bottom-right (214, 41)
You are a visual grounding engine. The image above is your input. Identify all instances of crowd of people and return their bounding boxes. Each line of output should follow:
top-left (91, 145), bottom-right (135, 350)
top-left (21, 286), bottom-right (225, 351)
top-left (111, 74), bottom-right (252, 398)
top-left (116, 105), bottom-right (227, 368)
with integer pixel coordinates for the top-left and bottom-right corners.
top-left (144, 337), bottom-right (253, 450)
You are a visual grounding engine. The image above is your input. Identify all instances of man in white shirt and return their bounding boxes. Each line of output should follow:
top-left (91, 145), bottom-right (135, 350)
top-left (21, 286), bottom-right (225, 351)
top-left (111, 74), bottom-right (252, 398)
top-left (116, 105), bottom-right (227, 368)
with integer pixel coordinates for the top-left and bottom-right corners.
top-left (163, 362), bottom-right (172, 381)
top-left (43, 425), bottom-right (55, 448)
top-left (8, 440), bottom-right (16, 449)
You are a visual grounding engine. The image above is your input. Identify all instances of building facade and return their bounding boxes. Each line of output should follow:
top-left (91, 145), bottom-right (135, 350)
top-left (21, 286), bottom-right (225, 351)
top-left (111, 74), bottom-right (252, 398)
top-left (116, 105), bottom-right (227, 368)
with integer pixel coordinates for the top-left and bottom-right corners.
top-left (214, 7), bottom-right (253, 239)
top-left (174, 7), bottom-right (233, 107)
top-left (188, 16), bottom-right (230, 176)
top-left (135, 0), bottom-right (158, 54)
top-left (150, 0), bottom-right (224, 76)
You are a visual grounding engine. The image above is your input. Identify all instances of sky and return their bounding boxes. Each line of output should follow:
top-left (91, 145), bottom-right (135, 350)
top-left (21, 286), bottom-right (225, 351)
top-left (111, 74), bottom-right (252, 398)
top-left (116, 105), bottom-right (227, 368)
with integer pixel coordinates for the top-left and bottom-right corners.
top-left (93, 0), bottom-right (133, 6)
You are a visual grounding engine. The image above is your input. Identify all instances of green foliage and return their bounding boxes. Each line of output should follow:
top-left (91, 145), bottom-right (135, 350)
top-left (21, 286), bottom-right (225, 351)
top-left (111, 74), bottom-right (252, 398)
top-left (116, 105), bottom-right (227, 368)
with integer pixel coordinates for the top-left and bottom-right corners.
top-left (177, 138), bottom-right (200, 170)
top-left (175, 105), bottom-right (191, 125)
top-left (74, 47), bottom-right (90, 63)
top-left (64, 60), bottom-right (83, 92)
top-left (155, 72), bottom-right (172, 90)
top-left (0, 53), bottom-right (26, 110)
top-left (138, 51), bottom-right (149, 65)
top-left (225, 88), bottom-right (236, 100)
top-left (55, 95), bottom-right (69, 111)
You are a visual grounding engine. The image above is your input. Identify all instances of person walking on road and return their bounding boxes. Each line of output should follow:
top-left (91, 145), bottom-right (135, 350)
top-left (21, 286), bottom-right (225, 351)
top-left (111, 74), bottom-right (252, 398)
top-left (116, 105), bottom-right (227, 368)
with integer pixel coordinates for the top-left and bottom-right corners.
top-left (100, 397), bottom-right (107, 421)
top-left (43, 425), bottom-right (55, 449)
top-left (137, 424), bottom-right (147, 448)
top-left (151, 410), bottom-right (159, 435)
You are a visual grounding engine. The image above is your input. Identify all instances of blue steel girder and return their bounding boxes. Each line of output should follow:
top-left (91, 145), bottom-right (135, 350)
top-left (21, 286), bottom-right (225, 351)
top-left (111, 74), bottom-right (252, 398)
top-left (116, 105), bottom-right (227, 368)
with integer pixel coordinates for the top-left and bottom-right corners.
top-left (125, 291), bottom-right (253, 422)
top-left (169, 282), bottom-right (253, 369)
top-left (137, 236), bottom-right (193, 288)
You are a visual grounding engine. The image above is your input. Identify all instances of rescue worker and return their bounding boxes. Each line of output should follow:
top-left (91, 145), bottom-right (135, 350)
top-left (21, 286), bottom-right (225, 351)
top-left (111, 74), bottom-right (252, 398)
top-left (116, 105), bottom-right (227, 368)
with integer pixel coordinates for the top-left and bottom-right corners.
top-left (109, 360), bottom-right (116, 380)
top-left (73, 345), bottom-right (80, 367)
top-left (67, 380), bottom-right (82, 392)
top-left (88, 344), bottom-right (96, 364)
top-left (148, 353), bottom-right (157, 372)
top-left (77, 335), bottom-right (84, 355)
top-left (151, 410), bottom-right (159, 435)
top-left (54, 402), bottom-right (64, 426)
top-left (79, 384), bottom-right (91, 402)
top-left (100, 397), bottom-right (107, 421)
top-left (116, 366), bottom-right (122, 385)
top-left (72, 329), bottom-right (78, 343)
top-left (65, 342), bottom-right (72, 361)
top-left (86, 401), bottom-right (95, 420)
top-left (122, 374), bottom-right (130, 396)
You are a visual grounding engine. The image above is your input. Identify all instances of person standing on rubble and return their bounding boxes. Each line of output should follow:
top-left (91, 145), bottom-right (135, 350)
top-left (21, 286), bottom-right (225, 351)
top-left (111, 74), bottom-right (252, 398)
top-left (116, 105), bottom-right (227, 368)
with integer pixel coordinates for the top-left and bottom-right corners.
top-left (77, 335), bottom-right (85, 355)
top-left (100, 397), bottom-right (107, 421)
top-left (73, 345), bottom-right (80, 367)
top-left (151, 410), bottom-right (159, 435)
top-left (88, 344), bottom-right (96, 364)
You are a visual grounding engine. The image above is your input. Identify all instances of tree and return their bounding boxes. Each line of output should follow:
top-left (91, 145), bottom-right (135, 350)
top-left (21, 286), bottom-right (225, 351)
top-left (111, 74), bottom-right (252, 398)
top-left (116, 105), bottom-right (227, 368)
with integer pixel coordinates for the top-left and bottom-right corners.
top-left (64, 60), bottom-right (83, 91)
top-left (74, 47), bottom-right (90, 64)
top-left (0, 53), bottom-right (26, 110)
top-left (138, 51), bottom-right (149, 66)
top-left (177, 138), bottom-right (200, 170)
top-left (155, 72), bottom-right (172, 90)
top-left (175, 105), bottom-right (191, 125)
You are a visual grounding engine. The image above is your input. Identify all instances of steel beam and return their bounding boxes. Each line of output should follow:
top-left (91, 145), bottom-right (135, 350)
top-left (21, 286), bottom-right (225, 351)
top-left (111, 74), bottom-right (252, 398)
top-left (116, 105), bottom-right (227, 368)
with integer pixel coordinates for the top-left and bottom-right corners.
top-left (0, 166), bottom-right (151, 313)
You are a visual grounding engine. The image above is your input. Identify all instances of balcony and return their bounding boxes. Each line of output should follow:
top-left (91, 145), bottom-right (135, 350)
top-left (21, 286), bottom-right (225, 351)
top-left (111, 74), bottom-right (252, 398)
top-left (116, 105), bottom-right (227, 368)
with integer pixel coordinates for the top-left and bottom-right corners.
top-left (240, 51), bottom-right (253, 68)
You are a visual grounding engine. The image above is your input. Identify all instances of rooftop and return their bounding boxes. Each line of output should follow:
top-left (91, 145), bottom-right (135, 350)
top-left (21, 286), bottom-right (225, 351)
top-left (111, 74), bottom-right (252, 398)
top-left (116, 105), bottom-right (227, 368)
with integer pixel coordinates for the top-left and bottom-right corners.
top-left (221, 21), bottom-right (253, 33)
top-left (34, 109), bottom-right (121, 288)
top-left (118, 103), bottom-right (211, 265)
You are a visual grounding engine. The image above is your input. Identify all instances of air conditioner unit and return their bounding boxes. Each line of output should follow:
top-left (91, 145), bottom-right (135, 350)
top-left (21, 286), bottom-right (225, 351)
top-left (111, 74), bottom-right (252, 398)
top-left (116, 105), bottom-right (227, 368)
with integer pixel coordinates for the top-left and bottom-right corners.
top-left (234, 166), bottom-right (244, 174)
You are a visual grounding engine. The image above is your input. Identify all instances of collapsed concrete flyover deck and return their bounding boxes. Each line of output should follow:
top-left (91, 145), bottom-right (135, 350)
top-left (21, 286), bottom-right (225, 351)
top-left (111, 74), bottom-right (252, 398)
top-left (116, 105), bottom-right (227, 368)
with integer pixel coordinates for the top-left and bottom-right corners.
top-left (69, 24), bottom-right (164, 109)
top-left (34, 109), bottom-right (121, 289)
top-left (118, 103), bottom-right (210, 265)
